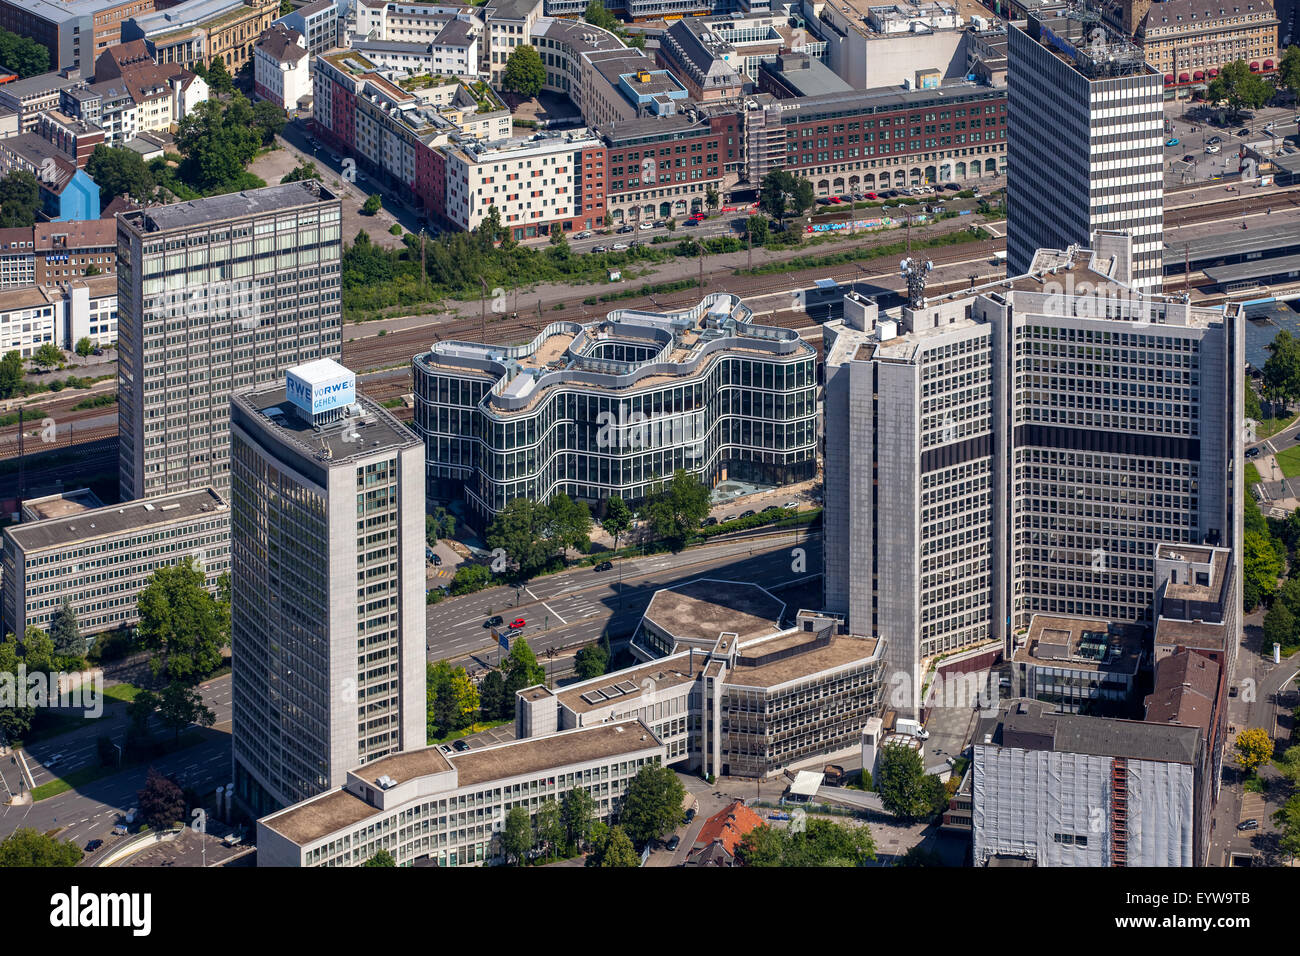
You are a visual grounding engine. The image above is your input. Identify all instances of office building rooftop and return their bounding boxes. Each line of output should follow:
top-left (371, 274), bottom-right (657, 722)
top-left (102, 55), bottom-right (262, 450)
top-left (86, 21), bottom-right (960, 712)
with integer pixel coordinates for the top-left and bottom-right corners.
top-left (4, 488), bottom-right (226, 552)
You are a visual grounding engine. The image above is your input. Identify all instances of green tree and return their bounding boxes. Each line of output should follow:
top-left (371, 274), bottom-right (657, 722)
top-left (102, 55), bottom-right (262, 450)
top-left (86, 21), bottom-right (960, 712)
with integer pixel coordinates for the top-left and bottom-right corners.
top-left (281, 160), bottom-right (320, 185)
top-left (1275, 744), bottom-right (1300, 789)
top-left (206, 56), bottom-right (234, 95)
top-left (74, 337), bottom-right (94, 359)
top-left (134, 681), bottom-right (216, 743)
top-left (0, 350), bottom-right (24, 399)
top-left (618, 763), bottom-right (686, 845)
top-left (427, 661), bottom-right (456, 741)
top-left (252, 99), bottom-right (286, 145)
top-left (136, 558), bottom-right (230, 685)
top-left (173, 96), bottom-right (265, 194)
top-left (628, 33), bottom-right (646, 50)
top-left (1279, 45), bottom-right (1300, 99)
top-left (1243, 529), bottom-right (1283, 610)
top-left (0, 27), bottom-right (51, 78)
top-left (0, 171), bottom-right (40, 228)
top-left (363, 194), bottom-right (383, 215)
top-left (0, 828), bottom-right (81, 867)
top-left (1207, 60), bottom-right (1273, 116)
top-left (759, 168), bottom-right (795, 224)
top-left (279, 0), bottom-right (293, 13)
top-left (478, 669), bottom-right (508, 721)
top-left (137, 766), bottom-right (186, 830)
top-left (364, 849), bottom-right (396, 866)
top-left (562, 785), bottom-right (596, 851)
top-left (745, 214), bottom-right (770, 244)
top-left (1262, 329), bottom-right (1300, 407)
top-left (503, 44), bottom-right (546, 98)
top-left (545, 493), bottom-right (592, 559)
top-left (642, 469), bottom-right (711, 549)
top-left (535, 798), bottom-right (564, 856)
top-left (86, 145), bottom-right (156, 206)
top-left (502, 805), bottom-right (533, 865)
top-left (705, 186), bottom-right (719, 210)
top-left (29, 343), bottom-right (63, 373)
top-left (877, 742), bottom-right (946, 823)
top-left (573, 643), bottom-right (609, 680)
top-left (1245, 383), bottom-right (1262, 421)
top-left (505, 637), bottom-right (546, 689)
top-left (583, 0), bottom-right (622, 32)
top-left (1276, 793), bottom-right (1300, 862)
top-left (547, 225), bottom-right (571, 260)
top-left (486, 497), bottom-right (553, 578)
top-left (600, 495), bottom-right (632, 551)
top-left (1264, 602), bottom-right (1296, 654)
top-left (450, 562), bottom-right (491, 595)
top-left (735, 818), bottom-right (876, 867)
top-left (48, 598), bottom-right (83, 659)
top-left (1235, 727), bottom-right (1273, 776)
top-left (589, 825), bottom-right (640, 867)
top-left (791, 176), bottom-right (815, 217)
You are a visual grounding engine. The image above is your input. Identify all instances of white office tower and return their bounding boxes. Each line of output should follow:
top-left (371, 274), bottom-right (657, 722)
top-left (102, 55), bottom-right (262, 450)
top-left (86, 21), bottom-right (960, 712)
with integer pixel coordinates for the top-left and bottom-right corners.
top-left (116, 182), bottom-right (343, 501)
top-left (229, 360), bottom-right (427, 817)
top-left (1007, 10), bottom-right (1165, 291)
top-left (824, 235), bottom-right (1243, 717)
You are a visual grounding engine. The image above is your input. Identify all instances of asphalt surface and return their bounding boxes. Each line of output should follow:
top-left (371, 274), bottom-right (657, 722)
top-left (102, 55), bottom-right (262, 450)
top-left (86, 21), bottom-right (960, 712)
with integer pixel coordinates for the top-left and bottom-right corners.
top-left (428, 530), bottom-right (822, 667)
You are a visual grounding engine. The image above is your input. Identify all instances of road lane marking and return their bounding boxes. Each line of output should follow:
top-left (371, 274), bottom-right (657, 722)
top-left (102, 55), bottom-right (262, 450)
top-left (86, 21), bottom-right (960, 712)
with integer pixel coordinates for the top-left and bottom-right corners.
top-left (542, 603), bottom-right (567, 625)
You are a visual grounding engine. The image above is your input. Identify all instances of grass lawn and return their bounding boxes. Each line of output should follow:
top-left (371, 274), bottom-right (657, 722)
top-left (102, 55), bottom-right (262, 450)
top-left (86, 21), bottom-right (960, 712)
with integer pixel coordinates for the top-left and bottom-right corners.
top-left (103, 682), bottom-right (142, 704)
top-left (1256, 411), bottom-right (1300, 441)
top-left (1275, 445), bottom-right (1300, 478)
top-left (429, 719), bottom-right (509, 747)
top-left (1246, 462), bottom-right (1263, 485)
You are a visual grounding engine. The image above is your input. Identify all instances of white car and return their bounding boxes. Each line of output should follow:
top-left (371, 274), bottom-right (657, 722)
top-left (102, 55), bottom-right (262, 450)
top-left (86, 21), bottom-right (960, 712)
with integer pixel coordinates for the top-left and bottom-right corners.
top-left (1205, 144), bottom-right (1220, 154)
top-left (639, 222), bottom-right (654, 230)
top-left (915, 728), bottom-right (931, 740)
top-left (575, 231), bottom-right (593, 239)
top-left (46, 753), bottom-right (65, 767)
top-left (611, 242), bottom-right (628, 250)
top-left (783, 500), bottom-right (799, 508)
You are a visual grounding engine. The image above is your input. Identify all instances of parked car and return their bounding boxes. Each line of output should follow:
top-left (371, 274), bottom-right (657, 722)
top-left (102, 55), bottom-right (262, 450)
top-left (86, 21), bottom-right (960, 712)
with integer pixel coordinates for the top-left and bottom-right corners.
top-left (1183, 154), bottom-right (1196, 163)
top-left (1237, 128), bottom-right (1250, 136)
top-left (852, 192), bottom-right (864, 201)
top-left (738, 510), bottom-right (756, 519)
top-left (629, 239), bottom-right (644, 248)
top-left (112, 825), bottom-right (128, 836)
top-left (762, 504), bottom-right (780, 513)
top-left (1205, 144), bottom-right (1221, 154)
top-left (432, 553), bottom-right (442, 566)
top-left (654, 220), bottom-right (665, 227)
top-left (665, 835), bottom-right (681, 851)
top-left (685, 807), bottom-right (697, 823)
top-left (865, 191), bottom-right (878, 199)
top-left (612, 242), bottom-right (629, 250)
top-left (700, 516), bottom-right (718, 527)
top-left (92, 348), bottom-right (104, 356)
top-left (1238, 819), bottom-right (1260, 831)
top-left (618, 225), bottom-right (634, 234)
top-left (575, 231), bottom-right (593, 239)
top-left (509, 617), bottom-right (526, 629)
top-left (483, 615), bottom-right (503, 629)
top-left (84, 839), bottom-right (103, 852)
top-left (783, 500), bottom-right (799, 509)
top-left (639, 222), bottom-right (654, 230)
top-left (1245, 446), bottom-right (1261, 459)
top-left (1229, 685), bottom-right (1240, 698)
top-left (453, 739), bottom-right (471, 752)
top-left (944, 183), bottom-right (961, 191)
top-left (592, 245), bottom-right (608, 253)
top-left (916, 728), bottom-right (931, 740)
top-left (595, 560), bottom-right (614, 572)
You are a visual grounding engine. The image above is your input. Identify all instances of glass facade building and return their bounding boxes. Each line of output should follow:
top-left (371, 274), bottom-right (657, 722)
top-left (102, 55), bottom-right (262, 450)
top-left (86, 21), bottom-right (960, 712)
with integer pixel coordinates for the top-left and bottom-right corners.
top-left (413, 293), bottom-right (818, 527)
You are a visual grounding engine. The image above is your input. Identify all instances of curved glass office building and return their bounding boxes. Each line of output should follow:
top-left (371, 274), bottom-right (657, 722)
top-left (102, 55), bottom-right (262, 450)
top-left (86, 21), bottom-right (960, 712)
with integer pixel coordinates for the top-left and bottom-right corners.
top-left (413, 293), bottom-right (818, 528)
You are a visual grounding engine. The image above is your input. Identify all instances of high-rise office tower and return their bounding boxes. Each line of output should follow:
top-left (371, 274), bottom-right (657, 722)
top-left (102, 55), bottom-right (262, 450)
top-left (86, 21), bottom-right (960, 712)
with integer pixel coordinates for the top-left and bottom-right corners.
top-left (824, 234), bottom-right (1242, 715)
top-left (229, 360), bottom-right (426, 817)
top-left (1007, 10), bottom-right (1165, 291)
top-left (116, 182), bottom-right (343, 502)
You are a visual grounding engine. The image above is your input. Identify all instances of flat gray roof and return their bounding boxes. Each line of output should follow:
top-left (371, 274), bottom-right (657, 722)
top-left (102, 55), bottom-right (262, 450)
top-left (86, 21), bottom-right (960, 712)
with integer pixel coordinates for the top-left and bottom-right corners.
top-left (1165, 220), bottom-right (1300, 263)
top-left (4, 488), bottom-right (226, 553)
top-left (991, 700), bottom-right (1201, 764)
top-left (1205, 252), bottom-right (1300, 285)
top-left (643, 578), bottom-right (784, 645)
top-left (234, 385), bottom-right (419, 471)
top-left (119, 181), bottom-right (337, 234)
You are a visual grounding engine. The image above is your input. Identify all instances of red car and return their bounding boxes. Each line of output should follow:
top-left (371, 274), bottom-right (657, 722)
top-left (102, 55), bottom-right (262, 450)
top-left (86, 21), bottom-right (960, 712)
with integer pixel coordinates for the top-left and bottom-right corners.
top-left (510, 617), bottom-right (526, 630)
top-left (865, 192), bottom-right (878, 200)
top-left (689, 212), bottom-right (706, 221)
top-left (828, 196), bottom-right (842, 204)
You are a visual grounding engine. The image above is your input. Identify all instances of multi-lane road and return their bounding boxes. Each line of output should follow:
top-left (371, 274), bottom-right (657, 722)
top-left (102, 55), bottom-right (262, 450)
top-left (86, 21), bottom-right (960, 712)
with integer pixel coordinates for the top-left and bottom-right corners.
top-left (1, 531), bottom-right (819, 850)
top-left (428, 529), bottom-right (823, 666)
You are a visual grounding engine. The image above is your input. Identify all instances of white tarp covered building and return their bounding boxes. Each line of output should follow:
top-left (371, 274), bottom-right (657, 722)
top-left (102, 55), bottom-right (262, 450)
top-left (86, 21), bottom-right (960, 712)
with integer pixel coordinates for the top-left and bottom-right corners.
top-left (972, 700), bottom-right (1204, 867)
